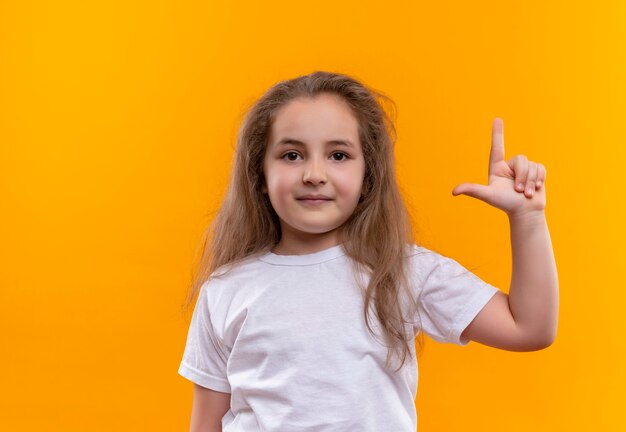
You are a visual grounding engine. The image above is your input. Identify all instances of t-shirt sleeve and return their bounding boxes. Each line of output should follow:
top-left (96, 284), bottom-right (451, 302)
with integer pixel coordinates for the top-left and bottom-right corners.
top-left (410, 246), bottom-right (500, 346)
top-left (178, 282), bottom-right (231, 393)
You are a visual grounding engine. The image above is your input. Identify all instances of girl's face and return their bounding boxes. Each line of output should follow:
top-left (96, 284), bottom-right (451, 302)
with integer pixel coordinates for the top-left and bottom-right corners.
top-left (262, 93), bottom-right (366, 253)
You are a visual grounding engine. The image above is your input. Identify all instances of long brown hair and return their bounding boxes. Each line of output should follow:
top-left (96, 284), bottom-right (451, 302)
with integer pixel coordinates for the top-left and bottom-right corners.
top-left (182, 70), bottom-right (425, 373)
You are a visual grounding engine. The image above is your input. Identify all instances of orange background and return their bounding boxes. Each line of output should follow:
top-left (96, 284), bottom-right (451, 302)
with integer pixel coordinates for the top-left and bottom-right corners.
top-left (1, 1), bottom-right (624, 430)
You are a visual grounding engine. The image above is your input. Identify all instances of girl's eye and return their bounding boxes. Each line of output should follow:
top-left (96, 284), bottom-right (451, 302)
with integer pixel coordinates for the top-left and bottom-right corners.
top-left (331, 152), bottom-right (349, 161)
top-left (282, 152), bottom-right (301, 161)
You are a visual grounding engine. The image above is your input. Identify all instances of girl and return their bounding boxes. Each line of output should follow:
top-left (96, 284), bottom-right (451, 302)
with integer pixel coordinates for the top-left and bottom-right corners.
top-left (178, 71), bottom-right (559, 431)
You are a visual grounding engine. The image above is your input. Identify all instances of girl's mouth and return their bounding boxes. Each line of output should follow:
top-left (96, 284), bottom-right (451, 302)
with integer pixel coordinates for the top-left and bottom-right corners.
top-left (298, 198), bottom-right (332, 205)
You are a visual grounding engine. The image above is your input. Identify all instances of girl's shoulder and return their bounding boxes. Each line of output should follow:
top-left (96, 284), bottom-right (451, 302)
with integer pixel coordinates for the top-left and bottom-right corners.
top-left (203, 250), bottom-right (271, 289)
top-left (406, 243), bottom-right (450, 260)
top-left (211, 253), bottom-right (262, 277)
top-left (405, 243), bottom-right (459, 275)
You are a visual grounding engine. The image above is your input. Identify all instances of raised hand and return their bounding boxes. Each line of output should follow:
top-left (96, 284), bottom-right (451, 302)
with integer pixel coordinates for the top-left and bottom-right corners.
top-left (451, 118), bottom-right (546, 217)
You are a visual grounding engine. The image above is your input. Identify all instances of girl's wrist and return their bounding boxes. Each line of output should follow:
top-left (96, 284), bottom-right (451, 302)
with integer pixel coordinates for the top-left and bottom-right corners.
top-left (507, 209), bottom-right (546, 225)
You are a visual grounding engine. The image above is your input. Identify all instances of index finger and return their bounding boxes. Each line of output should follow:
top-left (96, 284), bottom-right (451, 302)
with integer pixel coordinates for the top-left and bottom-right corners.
top-left (489, 117), bottom-right (505, 176)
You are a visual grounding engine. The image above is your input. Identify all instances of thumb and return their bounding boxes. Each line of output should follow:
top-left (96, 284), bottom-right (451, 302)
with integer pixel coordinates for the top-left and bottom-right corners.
top-left (451, 182), bottom-right (491, 201)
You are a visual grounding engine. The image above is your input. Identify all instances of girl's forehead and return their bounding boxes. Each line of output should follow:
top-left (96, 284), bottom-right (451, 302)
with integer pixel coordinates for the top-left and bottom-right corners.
top-left (269, 95), bottom-right (360, 147)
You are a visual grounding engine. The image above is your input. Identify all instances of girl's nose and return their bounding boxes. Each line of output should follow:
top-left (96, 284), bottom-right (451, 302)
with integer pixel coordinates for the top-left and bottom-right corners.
top-left (302, 159), bottom-right (327, 185)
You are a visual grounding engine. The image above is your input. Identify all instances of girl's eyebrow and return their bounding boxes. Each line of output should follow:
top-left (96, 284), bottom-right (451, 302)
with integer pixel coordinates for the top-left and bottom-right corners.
top-left (275, 138), bottom-right (354, 148)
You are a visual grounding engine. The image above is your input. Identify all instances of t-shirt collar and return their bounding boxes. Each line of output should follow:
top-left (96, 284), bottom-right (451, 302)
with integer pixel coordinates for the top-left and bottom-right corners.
top-left (259, 243), bottom-right (346, 266)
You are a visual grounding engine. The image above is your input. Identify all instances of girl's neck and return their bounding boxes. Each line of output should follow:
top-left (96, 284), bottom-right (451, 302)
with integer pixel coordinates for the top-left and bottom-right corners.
top-left (271, 233), bottom-right (344, 256)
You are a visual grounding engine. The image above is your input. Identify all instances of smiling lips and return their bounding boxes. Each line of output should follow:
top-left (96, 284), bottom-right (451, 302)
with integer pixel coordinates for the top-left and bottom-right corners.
top-left (297, 194), bottom-right (333, 204)
top-left (298, 194), bottom-right (332, 200)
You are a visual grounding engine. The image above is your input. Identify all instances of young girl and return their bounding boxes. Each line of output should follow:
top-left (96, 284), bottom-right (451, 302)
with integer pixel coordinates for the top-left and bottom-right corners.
top-left (178, 71), bottom-right (559, 431)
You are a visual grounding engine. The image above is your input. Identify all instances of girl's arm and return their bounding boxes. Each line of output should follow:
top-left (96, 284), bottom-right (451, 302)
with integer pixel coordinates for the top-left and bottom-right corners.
top-left (452, 118), bottom-right (559, 351)
top-left (189, 383), bottom-right (231, 432)
top-left (460, 210), bottom-right (558, 351)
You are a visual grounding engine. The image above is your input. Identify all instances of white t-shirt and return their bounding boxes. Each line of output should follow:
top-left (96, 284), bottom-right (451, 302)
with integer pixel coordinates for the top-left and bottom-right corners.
top-left (178, 243), bottom-right (499, 431)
